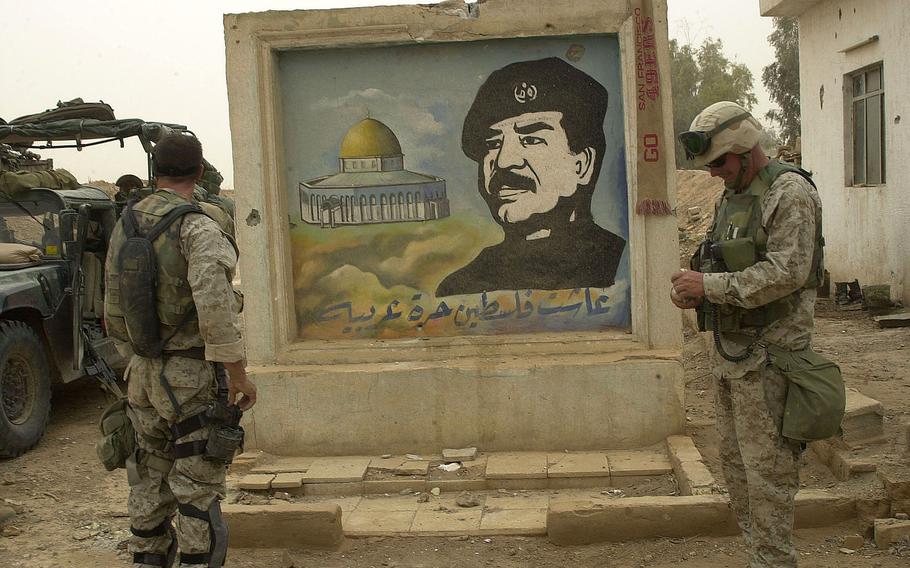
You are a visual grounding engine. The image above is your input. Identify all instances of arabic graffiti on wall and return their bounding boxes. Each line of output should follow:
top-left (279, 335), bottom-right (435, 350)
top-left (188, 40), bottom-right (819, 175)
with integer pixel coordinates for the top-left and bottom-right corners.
top-left (315, 287), bottom-right (619, 338)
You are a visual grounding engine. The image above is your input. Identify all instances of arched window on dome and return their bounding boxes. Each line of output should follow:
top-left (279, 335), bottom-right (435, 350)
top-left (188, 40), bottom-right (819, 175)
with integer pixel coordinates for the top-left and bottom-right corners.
top-left (380, 194), bottom-right (388, 221)
top-left (369, 195), bottom-right (377, 221)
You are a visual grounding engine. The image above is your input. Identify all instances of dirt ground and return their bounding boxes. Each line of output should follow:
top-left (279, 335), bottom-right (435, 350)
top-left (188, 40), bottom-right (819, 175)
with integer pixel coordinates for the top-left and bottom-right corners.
top-left (1, 171), bottom-right (909, 566)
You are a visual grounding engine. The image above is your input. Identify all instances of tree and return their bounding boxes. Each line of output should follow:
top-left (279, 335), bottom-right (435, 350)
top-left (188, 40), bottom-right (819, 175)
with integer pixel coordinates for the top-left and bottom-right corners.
top-left (762, 17), bottom-right (801, 147)
top-left (670, 38), bottom-right (758, 168)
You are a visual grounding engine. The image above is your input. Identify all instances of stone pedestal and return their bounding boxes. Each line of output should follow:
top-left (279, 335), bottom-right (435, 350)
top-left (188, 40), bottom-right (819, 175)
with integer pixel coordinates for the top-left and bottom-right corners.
top-left (225, 0), bottom-right (682, 456)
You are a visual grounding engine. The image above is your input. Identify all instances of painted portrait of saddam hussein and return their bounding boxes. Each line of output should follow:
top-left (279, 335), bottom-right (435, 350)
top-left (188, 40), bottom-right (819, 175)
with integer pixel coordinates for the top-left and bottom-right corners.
top-left (436, 57), bottom-right (626, 297)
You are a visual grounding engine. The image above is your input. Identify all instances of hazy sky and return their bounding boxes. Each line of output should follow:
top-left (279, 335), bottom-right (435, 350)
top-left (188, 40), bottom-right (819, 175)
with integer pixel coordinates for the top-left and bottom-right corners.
top-left (2, 0), bottom-right (775, 188)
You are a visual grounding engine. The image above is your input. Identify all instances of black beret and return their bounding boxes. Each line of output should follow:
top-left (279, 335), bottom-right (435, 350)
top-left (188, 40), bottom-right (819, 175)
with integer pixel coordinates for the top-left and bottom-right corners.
top-left (462, 57), bottom-right (608, 161)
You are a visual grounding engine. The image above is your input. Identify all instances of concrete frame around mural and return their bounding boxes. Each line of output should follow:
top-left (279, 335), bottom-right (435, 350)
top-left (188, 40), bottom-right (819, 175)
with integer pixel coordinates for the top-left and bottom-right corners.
top-left (225, 0), bottom-right (683, 455)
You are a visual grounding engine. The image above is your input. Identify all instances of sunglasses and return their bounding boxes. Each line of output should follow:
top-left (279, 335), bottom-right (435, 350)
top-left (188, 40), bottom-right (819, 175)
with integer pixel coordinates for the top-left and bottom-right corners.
top-left (705, 155), bottom-right (728, 168)
top-left (677, 112), bottom-right (752, 160)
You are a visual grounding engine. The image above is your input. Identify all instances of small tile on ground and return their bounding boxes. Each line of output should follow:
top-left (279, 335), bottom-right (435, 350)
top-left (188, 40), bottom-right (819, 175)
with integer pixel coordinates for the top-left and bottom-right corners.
top-left (547, 452), bottom-right (609, 478)
top-left (479, 508), bottom-right (547, 535)
top-left (486, 453), bottom-right (547, 480)
top-left (237, 474), bottom-right (275, 490)
top-left (606, 450), bottom-right (673, 476)
top-left (369, 457), bottom-right (406, 472)
top-left (271, 473), bottom-right (304, 489)
top-left (395, 461), bottom-right (430, 476)
top-left (303, 457), bottom-right (371, 483)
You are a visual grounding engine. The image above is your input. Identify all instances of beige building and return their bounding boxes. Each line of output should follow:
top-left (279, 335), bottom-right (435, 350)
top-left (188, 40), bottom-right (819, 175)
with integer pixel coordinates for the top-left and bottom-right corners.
top-left (761, 0), bottom-right (909, 304)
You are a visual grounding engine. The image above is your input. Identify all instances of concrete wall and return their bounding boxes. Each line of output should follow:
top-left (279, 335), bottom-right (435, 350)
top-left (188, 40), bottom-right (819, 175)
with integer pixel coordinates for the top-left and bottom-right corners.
top-left (788, 0), bottom-right (909, 303)
top-left (225, 0), bottom-right (684, 455)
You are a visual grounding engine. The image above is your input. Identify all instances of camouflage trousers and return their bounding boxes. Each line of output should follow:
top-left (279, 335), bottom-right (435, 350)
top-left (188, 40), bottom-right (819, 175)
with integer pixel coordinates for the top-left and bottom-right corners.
top-left (714, 362), bottom-right (801, 568)
top-left (125, 355), bottom-right (227, 560)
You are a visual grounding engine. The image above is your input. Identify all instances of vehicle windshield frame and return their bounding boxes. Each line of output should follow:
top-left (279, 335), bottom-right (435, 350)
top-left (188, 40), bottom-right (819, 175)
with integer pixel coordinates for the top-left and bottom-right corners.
top-left (0, 189), bottom-right (66, 258)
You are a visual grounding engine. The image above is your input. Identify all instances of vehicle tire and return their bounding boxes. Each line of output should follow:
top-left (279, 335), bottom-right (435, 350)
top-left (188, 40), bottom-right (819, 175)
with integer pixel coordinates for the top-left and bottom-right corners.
top-left (0, 321), bottom-right (51, 458)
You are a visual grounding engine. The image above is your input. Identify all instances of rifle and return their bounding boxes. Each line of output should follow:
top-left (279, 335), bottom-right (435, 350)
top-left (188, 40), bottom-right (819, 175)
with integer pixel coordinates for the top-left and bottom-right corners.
top-left (80, 325), bottom-right (124, 399)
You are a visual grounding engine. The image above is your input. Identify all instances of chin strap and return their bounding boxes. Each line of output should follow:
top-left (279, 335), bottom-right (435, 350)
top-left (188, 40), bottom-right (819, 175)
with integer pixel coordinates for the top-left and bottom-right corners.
top-left (726, 153), bottom-right (752, 190)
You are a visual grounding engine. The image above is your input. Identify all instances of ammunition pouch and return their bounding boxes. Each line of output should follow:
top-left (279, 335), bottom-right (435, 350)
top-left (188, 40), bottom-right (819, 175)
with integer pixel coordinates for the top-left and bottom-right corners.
top-left (172, 400), bottom-right (244, 465)
top-left (95, 397), bottom-right (136, 471)
top-left (712, 237), bottom-right (757, 272)
top-left (691, 238), bottom-right (795, 334)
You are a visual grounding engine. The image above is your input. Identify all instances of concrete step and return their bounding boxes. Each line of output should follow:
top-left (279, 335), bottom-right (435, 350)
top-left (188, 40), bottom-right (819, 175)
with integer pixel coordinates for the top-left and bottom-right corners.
top-left (221, 488), bottom-right (859, 546)
top-left (229, 444), bottom-right (690, 497)
top-left (221, 439), bottom-right (862, 544)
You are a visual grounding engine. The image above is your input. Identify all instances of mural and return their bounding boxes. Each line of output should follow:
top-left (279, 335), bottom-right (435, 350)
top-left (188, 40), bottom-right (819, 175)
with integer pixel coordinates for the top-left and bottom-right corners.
top-left (299, 118), bottom-right (450, 227)
top-left (279, 36), bottom-right (630, 340)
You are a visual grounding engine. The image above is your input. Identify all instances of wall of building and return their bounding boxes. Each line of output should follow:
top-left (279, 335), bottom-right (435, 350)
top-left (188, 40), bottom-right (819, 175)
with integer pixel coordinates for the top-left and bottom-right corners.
top-left (797, 0), bottom-right (909, 303)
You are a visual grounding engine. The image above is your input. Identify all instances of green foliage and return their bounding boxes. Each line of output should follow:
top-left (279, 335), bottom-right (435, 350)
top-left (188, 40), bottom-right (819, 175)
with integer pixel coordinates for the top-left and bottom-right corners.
top-left (670, 38), bottom-right (758, 168)
top-left (762, 17), bottom-right (801, 146)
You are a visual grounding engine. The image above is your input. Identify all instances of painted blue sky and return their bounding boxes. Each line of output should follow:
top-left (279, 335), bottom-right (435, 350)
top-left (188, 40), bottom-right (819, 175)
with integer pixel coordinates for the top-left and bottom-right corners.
top-left (278, 34), bottom-right (628, 238)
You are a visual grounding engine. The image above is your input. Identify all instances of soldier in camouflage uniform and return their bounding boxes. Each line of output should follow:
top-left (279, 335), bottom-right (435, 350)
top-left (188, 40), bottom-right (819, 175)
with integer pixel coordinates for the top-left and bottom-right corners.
top-left (671, 102), bottom-right (824, 568)
top-left (104, 134), bottom-right (256, 568)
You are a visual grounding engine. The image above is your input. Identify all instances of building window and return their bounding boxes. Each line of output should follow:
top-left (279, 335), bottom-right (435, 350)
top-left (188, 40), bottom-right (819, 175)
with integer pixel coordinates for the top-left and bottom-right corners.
top-left (848, 64), bottom-right (885, 185)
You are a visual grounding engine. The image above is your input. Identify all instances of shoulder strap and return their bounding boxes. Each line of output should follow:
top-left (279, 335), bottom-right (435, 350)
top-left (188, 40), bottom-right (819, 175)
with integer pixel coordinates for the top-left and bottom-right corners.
top-left (122, 200), bottom-right (202, 242)
top-left (122, 201), bottom-right (141, 239)
top-left (145, 203), bottom-right (204, 242)
top-left (765, 159), bottom-right (817, 189)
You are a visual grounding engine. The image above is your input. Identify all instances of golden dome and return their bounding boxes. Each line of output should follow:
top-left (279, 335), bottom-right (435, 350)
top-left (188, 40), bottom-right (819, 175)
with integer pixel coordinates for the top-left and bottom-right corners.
top-left (339, 118), bottom-right (402, 158)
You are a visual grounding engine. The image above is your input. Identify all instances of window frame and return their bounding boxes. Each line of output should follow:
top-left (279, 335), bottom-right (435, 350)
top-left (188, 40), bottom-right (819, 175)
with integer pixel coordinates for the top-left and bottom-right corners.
top-left (845, 62), bottom-right (886, 187)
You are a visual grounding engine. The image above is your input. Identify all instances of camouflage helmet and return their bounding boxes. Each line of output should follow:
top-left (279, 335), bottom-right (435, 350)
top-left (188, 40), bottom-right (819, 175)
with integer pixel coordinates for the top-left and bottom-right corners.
top-left (685, 101), bottom-right (763, 167)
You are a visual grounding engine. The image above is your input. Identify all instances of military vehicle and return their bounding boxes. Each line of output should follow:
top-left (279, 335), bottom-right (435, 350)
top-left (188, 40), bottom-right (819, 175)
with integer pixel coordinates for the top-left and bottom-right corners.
top-left (0, 100), bottom-right (230, 457)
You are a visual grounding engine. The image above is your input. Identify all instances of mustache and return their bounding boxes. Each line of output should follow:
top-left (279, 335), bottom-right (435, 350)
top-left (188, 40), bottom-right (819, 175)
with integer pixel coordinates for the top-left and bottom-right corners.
top-left (488, 168), bottom-right (536, 194)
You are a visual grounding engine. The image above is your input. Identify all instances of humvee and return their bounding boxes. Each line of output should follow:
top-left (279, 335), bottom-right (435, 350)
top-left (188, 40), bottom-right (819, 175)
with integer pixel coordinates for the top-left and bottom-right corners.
top-left (0, 100), bottom-right (229, 457)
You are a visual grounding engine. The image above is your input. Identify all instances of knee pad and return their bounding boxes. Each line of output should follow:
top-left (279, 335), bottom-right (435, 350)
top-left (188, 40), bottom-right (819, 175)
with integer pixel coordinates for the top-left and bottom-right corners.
top-left (177, 499), bottom-right (228, 567)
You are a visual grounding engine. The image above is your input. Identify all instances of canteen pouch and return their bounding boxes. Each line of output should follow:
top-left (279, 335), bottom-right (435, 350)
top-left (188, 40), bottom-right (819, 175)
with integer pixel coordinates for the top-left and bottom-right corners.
top-left (767, 345), bottom-right (846, 442)
top-left (95, 398), bottom-right (136, 471)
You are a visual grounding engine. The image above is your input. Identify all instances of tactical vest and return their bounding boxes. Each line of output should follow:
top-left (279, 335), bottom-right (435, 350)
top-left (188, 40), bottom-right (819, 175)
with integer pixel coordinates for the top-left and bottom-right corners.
top-left (693, 160), bottom-right (824, 333)
top-left (105, 190), bottom-right (202, 351)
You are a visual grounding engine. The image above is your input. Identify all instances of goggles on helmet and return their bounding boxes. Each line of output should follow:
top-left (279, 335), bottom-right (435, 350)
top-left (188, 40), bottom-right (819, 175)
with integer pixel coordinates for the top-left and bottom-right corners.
top-left (677, 112), bottom-right (752, 160)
